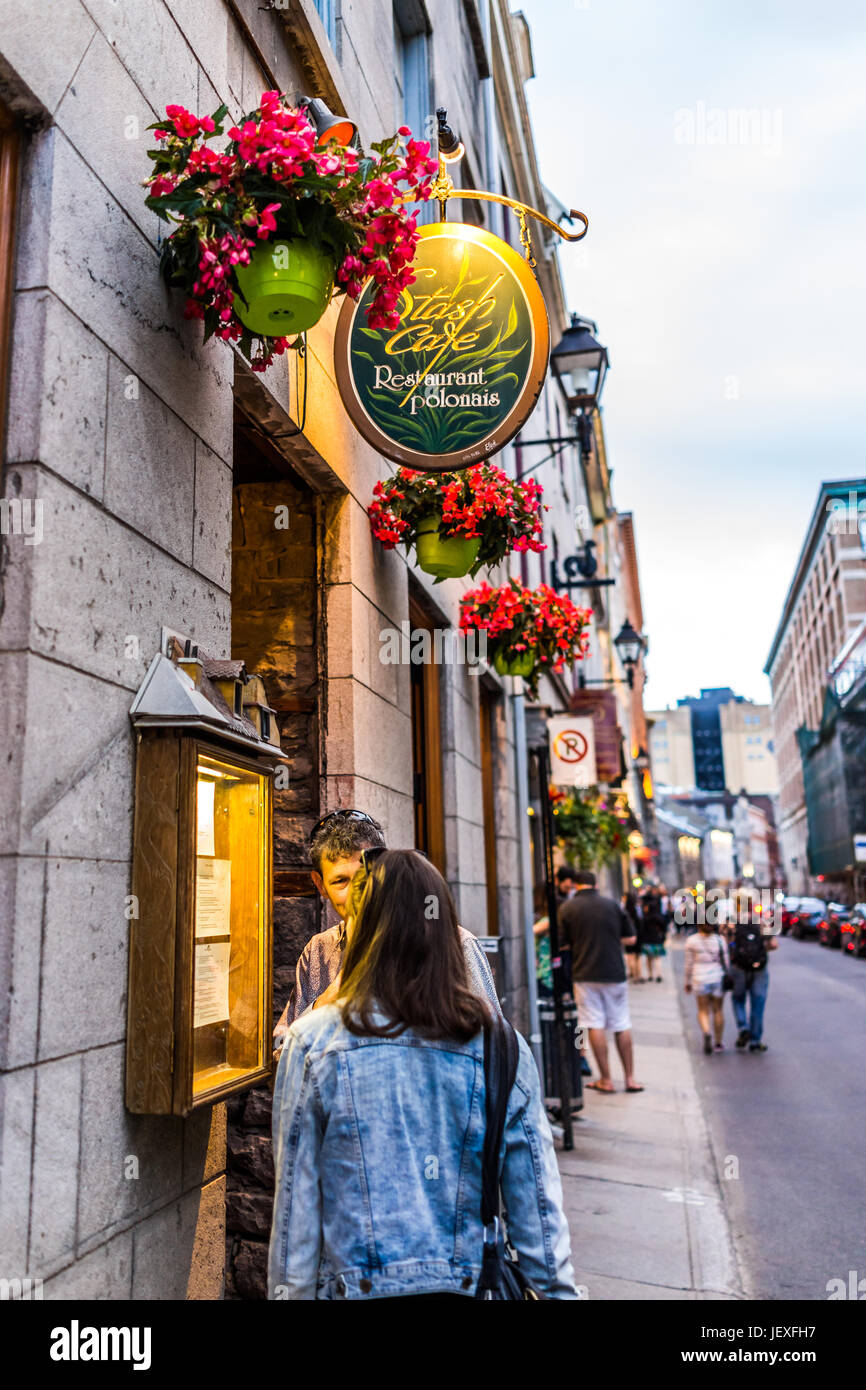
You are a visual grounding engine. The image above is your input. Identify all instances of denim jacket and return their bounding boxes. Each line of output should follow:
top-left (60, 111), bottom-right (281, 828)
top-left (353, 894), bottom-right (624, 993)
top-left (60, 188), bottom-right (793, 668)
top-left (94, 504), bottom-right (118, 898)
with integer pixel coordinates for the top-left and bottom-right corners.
top-left (268, 1006), bottom-right (578, 1300)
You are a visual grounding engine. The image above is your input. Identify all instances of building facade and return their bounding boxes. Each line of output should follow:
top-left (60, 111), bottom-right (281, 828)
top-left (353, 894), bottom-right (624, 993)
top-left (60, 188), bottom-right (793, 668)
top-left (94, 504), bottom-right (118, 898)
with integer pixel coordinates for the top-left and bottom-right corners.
top-left (0, 0), bottom-right (647, 1300)
top-left (646, 704), bottom-right (695, 791)
top-left (648, 689), bottom-right (778, 798)
top-left (765, 480), bottom-right (866, 894)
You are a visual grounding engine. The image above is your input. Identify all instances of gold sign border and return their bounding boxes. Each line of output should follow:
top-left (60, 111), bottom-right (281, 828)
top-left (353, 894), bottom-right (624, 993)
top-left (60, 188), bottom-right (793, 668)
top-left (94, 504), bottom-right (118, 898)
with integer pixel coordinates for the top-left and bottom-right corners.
top-left (334, 222), bottom-right (550, 473)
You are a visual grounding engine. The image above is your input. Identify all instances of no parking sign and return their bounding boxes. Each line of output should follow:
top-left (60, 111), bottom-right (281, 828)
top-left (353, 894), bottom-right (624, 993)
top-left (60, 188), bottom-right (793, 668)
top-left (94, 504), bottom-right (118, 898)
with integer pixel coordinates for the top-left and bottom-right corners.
top-left (548, 715), bottom-right (597, 788)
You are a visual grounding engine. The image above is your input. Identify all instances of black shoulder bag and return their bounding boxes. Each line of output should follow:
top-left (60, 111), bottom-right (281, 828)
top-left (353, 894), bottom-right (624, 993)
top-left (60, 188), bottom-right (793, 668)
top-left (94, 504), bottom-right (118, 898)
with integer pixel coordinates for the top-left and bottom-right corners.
top-left (474, 1016), bottom-right (545, 1301)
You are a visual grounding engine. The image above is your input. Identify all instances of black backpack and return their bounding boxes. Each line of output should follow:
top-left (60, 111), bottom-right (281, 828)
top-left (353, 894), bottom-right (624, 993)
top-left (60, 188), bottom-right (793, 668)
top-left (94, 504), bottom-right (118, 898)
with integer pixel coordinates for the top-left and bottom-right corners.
top-left (731, 923), bottom-right (768, 972)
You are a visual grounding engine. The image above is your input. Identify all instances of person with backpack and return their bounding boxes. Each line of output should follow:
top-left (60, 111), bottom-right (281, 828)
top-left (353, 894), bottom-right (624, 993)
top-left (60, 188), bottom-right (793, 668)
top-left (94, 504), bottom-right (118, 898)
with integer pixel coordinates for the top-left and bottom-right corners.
top-left (727, 909), bottom-right (778, 1052)
top-left (268, 849), bottom-right (577, 1300)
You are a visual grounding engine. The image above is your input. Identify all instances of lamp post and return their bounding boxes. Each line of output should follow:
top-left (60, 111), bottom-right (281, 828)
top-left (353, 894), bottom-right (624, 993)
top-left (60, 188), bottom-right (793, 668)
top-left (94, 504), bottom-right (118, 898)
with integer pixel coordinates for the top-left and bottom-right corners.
top-left (613, 619), bottom-right (644, 689)
top-left (578, 620), bottom-right (645, 690)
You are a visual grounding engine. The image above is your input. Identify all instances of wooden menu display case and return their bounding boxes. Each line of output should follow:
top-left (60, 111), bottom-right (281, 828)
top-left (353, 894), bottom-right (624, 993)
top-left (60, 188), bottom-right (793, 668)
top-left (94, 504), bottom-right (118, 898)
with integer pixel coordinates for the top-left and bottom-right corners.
top-left (126, 650), bottom-right (283, 1115)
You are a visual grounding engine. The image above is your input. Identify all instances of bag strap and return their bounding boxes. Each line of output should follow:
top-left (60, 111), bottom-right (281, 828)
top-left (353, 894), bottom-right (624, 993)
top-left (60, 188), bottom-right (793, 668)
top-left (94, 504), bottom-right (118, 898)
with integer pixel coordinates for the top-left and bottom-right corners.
top-left (481, 1016), bottom-right (519, 1231)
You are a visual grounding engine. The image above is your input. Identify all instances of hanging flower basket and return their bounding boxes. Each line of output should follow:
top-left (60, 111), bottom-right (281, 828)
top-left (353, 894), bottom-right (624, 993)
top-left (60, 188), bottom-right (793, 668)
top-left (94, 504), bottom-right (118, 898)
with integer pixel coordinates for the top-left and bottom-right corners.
top-left (233, 237), bottom-right (335, 336)
top-left (144, 94), bottom-right (437, 371)
top-left (492, 650), bottom-right (536, 679)
top-left (414, 515), bottom-right (481, 580)
top-left (368, 464), bottom-right (546, 581)
top-left (460, 578), bottom-right (592, 695)
top-left (550, 787), bottom-right (631, 869)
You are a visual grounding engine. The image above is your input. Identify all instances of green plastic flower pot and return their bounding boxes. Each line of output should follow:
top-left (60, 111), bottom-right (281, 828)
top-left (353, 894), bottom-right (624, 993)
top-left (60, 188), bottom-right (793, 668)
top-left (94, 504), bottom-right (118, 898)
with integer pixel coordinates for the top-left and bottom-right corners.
top-left (234, 238), bottom-right (335, 336)
top-left (493, 650), bottom-right (536, 679)
top-left (414, 515), bottom-right (481, 580)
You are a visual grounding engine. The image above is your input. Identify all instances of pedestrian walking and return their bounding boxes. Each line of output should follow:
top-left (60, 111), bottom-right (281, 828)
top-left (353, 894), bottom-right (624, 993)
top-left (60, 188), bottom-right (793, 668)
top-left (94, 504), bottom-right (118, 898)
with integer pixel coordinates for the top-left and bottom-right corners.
top-left (622, 890), bottom-right (643, 982)
top-left (659, 884), bottom-right (674, 931)
top-left (559, 870), bottom-right (644, 1094)
top-left (684, 922), bottom-right (730, 1054)
top-left (273, 808), bottom-right (499, 1047)
top-left (638, 888), bottom-right (667, 982)
top-left (268, 849), bottom-right (578, 1300)
top-left (728, 910), bottom-right (778, 1051)
top-left (532, 884), bottom-right (553, 999)
top-left (555, 864), bottom-right (577, 980)
top-left (556, 864), bottom-right (577, 903)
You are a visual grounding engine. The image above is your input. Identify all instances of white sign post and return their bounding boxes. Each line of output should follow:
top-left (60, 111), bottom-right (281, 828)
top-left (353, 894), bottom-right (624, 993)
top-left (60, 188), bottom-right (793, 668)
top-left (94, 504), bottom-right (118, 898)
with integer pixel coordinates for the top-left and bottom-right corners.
top-left (854, 833), bottom-right (866, 863)
top-left (548, 716), bottom-right (597, 788)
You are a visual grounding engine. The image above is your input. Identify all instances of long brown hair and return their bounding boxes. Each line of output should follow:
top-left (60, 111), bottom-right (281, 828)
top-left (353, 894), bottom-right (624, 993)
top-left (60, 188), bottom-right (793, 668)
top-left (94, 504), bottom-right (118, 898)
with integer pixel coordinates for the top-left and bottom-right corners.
top-left (338, 850), bottom-right (490, 1041)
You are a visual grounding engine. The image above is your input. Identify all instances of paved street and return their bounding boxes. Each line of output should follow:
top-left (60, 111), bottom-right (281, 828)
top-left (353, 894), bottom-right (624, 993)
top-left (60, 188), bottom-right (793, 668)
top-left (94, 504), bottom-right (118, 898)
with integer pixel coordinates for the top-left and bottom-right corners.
top-left (671, 933), bottom-right (866, 1299)
top-left (557, 961), bottom-right (742, 1300)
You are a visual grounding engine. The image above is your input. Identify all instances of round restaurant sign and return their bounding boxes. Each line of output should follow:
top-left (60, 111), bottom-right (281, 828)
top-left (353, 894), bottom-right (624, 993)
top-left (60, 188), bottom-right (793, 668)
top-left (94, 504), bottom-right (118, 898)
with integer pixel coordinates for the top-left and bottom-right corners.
top-left (334, 222), bottom-right (550, 472)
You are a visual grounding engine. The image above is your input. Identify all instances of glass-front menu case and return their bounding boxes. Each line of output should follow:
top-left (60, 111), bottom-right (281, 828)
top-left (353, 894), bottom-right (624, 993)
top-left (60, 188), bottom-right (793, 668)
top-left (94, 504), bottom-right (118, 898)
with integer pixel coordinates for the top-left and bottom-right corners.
top-left (126, 734), bottom-right (273, 1116)
top-left (192, 752), bottom-right (268, 1101)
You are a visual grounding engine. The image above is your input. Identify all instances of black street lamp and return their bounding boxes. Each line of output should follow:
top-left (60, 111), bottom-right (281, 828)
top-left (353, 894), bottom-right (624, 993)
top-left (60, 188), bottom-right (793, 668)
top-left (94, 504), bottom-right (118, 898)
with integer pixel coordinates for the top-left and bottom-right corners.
top-left (613, 619), bottom-right (644, 688)
top-left (550, 313), bottom-right (610, 413)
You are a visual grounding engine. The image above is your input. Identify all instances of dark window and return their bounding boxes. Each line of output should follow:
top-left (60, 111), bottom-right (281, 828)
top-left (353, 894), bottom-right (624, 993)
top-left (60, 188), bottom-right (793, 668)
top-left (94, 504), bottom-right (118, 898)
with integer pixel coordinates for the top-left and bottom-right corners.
top-left (313, 0), bottom-right (337, 45)
top-left (394, 1), bottom-right (433, 225)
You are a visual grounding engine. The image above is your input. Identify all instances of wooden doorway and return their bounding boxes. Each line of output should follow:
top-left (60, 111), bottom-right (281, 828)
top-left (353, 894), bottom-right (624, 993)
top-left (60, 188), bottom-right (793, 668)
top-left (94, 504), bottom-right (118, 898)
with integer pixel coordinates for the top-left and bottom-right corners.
top-left (409, 594), bottom-right (445, 872)
top-left (479, 686), bottom-right (500, 935)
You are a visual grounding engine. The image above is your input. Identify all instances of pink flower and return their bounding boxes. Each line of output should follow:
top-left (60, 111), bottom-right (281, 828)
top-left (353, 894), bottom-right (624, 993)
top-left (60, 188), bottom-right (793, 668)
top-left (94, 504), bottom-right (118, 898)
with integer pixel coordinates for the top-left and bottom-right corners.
top-left (149, 174), bottom-right (176, 197)
top-left (165, 104), bottom-right (202, 139)
top-left (257, 201), bottom-right (281, 239)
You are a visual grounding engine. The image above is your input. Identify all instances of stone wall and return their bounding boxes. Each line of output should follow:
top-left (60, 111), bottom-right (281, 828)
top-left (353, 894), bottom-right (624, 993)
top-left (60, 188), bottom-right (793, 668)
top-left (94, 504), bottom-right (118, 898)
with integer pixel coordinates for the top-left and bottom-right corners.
top-left (0, 0), bottom-right (241, 1297)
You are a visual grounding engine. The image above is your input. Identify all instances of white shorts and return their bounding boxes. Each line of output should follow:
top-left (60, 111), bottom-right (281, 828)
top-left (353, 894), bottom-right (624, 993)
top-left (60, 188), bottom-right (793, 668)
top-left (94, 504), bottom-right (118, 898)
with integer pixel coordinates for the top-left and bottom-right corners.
top-left (575, 981), bottom-right (631, 1032)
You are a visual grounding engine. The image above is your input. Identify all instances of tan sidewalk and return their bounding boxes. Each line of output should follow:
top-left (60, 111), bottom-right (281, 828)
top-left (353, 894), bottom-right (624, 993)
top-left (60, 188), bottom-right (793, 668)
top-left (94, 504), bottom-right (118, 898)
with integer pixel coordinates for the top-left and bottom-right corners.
top-left (556, 940), bottom-right (744, 1300)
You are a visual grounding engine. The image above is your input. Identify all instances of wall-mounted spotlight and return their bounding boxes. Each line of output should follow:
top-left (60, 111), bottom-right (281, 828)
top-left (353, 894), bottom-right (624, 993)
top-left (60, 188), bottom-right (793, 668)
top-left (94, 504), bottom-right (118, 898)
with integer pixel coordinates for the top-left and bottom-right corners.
top-left (436, 107), bottom-right (465, 164)
top-left (295, 94), bottom-right (357, 147)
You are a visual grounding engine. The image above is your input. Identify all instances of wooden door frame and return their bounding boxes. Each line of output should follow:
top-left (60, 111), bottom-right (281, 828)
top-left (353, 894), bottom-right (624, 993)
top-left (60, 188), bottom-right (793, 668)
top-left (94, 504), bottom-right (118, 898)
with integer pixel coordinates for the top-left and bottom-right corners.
top-left (408, 594), bottom-right (446, 873)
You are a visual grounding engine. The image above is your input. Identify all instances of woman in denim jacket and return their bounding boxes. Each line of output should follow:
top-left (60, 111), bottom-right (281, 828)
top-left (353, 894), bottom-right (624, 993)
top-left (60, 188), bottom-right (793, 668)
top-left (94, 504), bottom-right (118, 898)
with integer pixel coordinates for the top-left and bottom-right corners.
top-left (268, 849), bottom-right (577, 1300)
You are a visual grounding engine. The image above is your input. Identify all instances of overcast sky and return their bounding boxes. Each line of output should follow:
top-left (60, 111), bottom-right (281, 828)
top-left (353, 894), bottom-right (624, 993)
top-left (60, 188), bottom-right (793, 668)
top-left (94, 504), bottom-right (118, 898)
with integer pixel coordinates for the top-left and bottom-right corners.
top-left (518, 0), bottom-right (866, 709)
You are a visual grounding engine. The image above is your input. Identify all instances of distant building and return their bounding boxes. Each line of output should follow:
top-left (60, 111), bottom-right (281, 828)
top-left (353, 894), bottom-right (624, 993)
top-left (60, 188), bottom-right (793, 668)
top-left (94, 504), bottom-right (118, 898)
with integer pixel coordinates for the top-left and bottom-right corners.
top-left (657, 790), bottom-right (782, 890)
top-left (647, 689), bottom-right (778, 797)
top-left (765, 480), bottom-right (866, 895)
top-left (646, 705), bottom-right (694, 789)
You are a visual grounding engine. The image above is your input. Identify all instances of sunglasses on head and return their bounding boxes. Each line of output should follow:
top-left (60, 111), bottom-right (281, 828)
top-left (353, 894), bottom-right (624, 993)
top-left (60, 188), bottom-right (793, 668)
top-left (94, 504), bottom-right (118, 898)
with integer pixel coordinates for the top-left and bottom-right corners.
top-left (360, 845), bottom-right (387, 874)
top-left (309, 808), bottom-right (378, 843)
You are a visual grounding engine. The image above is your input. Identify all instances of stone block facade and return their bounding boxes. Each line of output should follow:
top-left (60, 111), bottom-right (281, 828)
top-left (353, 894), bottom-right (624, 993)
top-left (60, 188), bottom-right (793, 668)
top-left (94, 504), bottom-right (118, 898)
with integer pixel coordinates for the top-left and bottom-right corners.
top-left (0, 0), bottom-right (581, 1298)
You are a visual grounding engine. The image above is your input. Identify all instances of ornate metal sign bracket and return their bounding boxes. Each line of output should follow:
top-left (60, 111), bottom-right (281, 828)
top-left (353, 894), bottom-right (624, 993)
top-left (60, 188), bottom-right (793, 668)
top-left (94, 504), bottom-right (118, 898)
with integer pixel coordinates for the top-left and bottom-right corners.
top-left (429, 110), bottom-right (588, 266)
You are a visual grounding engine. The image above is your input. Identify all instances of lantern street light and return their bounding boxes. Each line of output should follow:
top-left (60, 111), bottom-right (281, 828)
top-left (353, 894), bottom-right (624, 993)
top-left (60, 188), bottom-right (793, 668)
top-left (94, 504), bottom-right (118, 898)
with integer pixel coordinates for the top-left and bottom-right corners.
top-left (550, 312), bottom-right (610, 414)
top-left (613, 619), bottom-right (644, 689)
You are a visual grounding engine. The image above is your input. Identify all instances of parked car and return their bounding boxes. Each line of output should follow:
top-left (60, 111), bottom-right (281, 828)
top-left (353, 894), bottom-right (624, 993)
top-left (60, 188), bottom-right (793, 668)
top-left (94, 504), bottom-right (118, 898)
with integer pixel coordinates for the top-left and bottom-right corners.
top-left (818, 904), bottom-right (850, 949)
top-left (787, 897), bottom-right (827, 940)
top-left (844, 908), bottom-right (866, 958)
